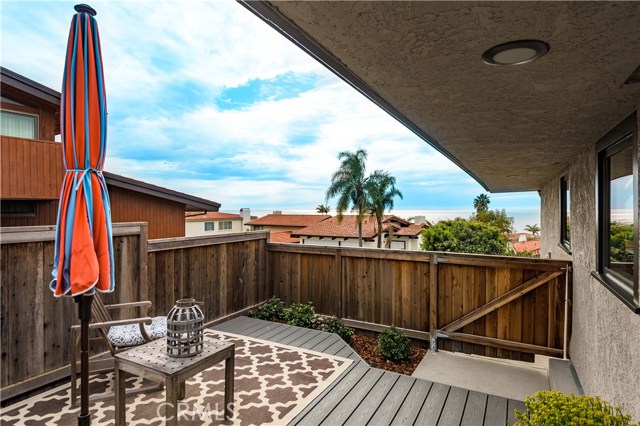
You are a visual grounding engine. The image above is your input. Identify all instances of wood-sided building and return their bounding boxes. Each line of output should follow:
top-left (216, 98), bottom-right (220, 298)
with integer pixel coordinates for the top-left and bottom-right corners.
top-left (0, 67), bottom-right (220, 239)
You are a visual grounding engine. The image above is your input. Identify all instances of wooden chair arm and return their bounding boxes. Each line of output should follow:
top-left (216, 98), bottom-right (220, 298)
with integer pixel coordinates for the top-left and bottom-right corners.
top-left (104, 301), bottom-right (152, 310)
top-left (85, 317), bottom-right (153, 330)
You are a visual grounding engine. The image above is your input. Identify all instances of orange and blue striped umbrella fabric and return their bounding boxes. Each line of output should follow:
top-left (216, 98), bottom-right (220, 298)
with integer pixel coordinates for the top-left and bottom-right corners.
top-left (51, 8), bottom-right (114, 297)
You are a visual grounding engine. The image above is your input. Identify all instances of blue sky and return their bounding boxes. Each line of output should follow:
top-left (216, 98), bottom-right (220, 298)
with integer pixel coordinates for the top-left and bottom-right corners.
top-left (1, 0), bottom-right (540, 229)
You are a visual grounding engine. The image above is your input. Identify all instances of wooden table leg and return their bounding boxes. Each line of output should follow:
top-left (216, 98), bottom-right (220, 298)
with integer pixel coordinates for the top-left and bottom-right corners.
top-left (166, 378), bottom-right (178, 426)
top-left (114, 365), bottom-right (126, 426)
top-left (224, 348), bottom-right (235, 420)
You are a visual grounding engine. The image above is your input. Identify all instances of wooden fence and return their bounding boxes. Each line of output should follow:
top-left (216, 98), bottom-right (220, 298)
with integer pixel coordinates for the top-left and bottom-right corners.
top-left (0, 223), bottom-right (147, 394)
top-left (147, 232), bottom-right (270, 323)
top-left (0, 226), bottom-right (270, 398)
top-left (268, 244), bottom-right (572, 362)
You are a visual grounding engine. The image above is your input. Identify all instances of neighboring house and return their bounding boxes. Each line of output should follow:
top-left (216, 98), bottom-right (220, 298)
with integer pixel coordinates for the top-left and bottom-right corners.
top-left (510, 240), bottom-right (541, 256)
top-left (185, 211), bottom-right (246, 236)
top-left (507, 232), bottom-right (535, 243)
top-left (245, 213), bottom-right (330, 233)
top-left (293, 215), bottom-right (425, 250)
top-left (269, 231), bottom-right (300, 244)
top-left (0, 67), bottom-right (220, 239)
top-left (243, 2), bottom-right (640, 417)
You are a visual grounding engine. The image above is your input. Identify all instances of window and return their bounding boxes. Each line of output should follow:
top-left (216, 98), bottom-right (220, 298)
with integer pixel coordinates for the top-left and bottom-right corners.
top-left (218, 221), bottom-right (232, 230)
top-left (1, 200), bottom-right (37, 216)
top-left (204, 222), bottom-right (215, 231)
top-left (0, 110), bottom-right (38, 139)
top-left (560, 174), bottom-right (571, 252)
top-left (594, 113), bottom-right (638, 312)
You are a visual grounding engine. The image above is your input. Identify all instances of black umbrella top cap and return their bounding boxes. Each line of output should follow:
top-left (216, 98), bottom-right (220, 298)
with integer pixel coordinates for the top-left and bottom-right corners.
top-left (74, 4), bottom-right (97, 16)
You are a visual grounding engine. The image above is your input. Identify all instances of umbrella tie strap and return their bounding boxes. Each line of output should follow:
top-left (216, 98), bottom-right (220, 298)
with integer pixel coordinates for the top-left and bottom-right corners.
top-left (67, 168), bottom-right (103, 191)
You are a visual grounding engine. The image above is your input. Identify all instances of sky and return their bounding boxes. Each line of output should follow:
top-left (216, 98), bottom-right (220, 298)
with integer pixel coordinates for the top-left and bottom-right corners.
top-left (1, 0), bottom-right (540, 230)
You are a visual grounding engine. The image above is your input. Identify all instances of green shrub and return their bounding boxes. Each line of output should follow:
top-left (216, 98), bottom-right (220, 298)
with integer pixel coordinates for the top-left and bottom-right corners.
top-left (249, 297), bottom-right (284, 321)
top-left (377, 325), bottom-right (411, 361)
top-left (310, 315), bottom-right (355, 342)
top-left (283, 302), bottom-right (316, 328)
top-left (514, 390), bottom-right (639, 426)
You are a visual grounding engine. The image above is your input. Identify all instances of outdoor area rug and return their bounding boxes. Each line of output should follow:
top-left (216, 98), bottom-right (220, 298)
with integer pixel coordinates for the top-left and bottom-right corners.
top-left (1, 329), bottom-right (352, 425)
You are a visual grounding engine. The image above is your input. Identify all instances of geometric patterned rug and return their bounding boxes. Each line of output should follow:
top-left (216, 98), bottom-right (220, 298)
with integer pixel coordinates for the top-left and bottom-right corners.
top-left (0, 330), bottom-right (352, 425)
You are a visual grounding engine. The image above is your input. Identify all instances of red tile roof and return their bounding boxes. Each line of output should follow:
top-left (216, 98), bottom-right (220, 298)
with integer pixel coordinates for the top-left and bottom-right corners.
top-left (391, 223), bottom-right (426, 237)
top-left (269, 231), bottom-right (300, 244)
top-left (246, 214), bottom-right (330, 227)
top-left (293, 215), bottom-right (420, 239)
top-left (185, 211), bottom-right (241, 221)
top-left (512, 240), bottom-right (541, 254)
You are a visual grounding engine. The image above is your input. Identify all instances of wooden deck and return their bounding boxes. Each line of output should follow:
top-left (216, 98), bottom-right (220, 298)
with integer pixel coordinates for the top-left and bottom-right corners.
top-left (211, 317), bottom-right (526, 426)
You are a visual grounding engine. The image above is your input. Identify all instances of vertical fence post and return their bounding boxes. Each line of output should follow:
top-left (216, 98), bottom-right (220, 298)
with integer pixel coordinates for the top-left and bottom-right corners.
top-left (337, 248), bottom-right (344, 319)
top-left (429, 254), bottom-right (439, 352)
top-left (563, 264), bottom-right (571, 360)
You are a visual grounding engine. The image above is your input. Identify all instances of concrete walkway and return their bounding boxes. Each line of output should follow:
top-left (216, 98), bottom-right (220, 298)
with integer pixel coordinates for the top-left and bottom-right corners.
top-left (412, 350), bottom-right (550, 401)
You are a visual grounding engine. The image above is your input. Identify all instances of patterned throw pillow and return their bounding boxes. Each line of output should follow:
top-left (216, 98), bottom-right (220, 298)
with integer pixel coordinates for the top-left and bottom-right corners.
top-left (107, 316), bottom-right (166, 348)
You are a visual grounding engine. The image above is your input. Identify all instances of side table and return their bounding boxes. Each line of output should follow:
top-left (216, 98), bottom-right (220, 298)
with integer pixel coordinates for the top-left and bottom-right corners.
top-left (114, 336), bottom-right (234, 426)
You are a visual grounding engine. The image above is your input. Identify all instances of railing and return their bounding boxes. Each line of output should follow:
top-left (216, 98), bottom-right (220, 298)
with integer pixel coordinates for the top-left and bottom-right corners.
top-left (268, 244), bottom-right (571, 362)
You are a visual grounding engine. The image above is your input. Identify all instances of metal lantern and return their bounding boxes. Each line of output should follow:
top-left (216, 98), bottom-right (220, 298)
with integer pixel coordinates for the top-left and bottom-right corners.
top-left (166, 298), bottom-right (204, 357)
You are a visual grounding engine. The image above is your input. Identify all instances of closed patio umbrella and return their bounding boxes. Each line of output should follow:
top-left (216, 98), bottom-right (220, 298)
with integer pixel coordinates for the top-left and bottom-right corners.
top-left (50, 4), bottom-right (114, 425)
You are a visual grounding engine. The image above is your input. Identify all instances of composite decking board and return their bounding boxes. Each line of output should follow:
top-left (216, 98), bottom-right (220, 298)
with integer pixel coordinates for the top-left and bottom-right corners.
top-left (484, 395), bottom-right (508, 426)
top-left (277, 327), bottom-right (316, 345)
top-left (323, 338), bottom-right (349, 356)
top-left (460, 391), bottom-right (488, 426)
top-left (309, 333), bottom-right (342, 353)
top-left (413, 382), bottom-right (450, 425)
top-left (336, 346), bottom-right (357, 359)
top-left (507, 399), bottom-right (526, 424)
top-left (437, 386), bottom-right (469, 426)
top-left (295, 363), bottom-right (371, 425)
top-left (291, 360), bottom-right (365, 425)
top-left (294, 330), bottom-right (331, 349)
top-left (369, 375), bottom-right (416, 426)
top-left (210, 316), bottom-right (255, 332)
top-left (264, 324), bottom-right (308, 344)
top-left (254, 322), bottom-right (296, 340)
top-left (319, 368), bottom-right (385, 426)
top-left (343, 372), bottom-right (400, 425)
top-left (229, 319), bottom-right (273, 336)
top-left (389, 379), bottom-right (433, 426)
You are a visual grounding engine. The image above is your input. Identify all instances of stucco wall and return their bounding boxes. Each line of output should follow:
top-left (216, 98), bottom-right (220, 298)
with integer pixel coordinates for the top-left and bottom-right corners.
top-left (540, 111), bottom-right (640, 420)
top-left (185, 218), bottom-right (243, 237)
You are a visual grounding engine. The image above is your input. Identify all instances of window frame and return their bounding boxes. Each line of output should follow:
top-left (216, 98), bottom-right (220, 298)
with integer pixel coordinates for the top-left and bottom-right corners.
top-left (0, 109), bottom-right (39, 139)
top-left (0, 200), bottom-right (37, 217)
top-left (218, 221), bottom-right (233, 231)
top-left (204, 222), bottom-right (215, 231)
top-left (559, 172), bottom-right (571, 254)
top-left (593, 113), bottom-right (639, 313)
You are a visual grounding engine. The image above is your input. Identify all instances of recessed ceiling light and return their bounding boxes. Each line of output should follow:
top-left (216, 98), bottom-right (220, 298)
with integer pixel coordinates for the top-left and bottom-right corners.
top-left (482, 40), bottom-right (549, 66)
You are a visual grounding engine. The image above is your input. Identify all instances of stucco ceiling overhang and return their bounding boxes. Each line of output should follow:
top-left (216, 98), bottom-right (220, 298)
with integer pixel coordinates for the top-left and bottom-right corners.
top-left (240, 1), bottom-right (640, 192)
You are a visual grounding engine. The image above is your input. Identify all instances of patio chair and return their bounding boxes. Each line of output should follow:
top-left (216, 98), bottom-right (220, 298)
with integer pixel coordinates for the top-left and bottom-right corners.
top-left (70, 294), bottom-right (167, 406)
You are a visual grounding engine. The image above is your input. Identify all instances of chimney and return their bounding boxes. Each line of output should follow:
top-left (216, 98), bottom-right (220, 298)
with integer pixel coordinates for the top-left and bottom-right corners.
top-left (240, 208), bottom-right (251, 228)
top-left (273, 210), bottom-right (282, 215)
top-left (414, 215), bottom-right (426, 225)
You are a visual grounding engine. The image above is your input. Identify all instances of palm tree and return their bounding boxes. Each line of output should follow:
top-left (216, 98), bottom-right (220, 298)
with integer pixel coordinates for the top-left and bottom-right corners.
top-left (366, 170), bottom-right (403, 248)
top-left (316, 204), bottom-right (331, 214)
top-left (473, 193), bottom-right (490, 213)
top-left (525, 224), bottom-right (540, 236)
top-left (326, 149), bottom-right (370, 247)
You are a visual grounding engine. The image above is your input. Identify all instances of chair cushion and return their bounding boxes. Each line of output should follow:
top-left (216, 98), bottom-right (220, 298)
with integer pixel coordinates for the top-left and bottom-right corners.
top-left (107, 316), bottom-right (166, 348)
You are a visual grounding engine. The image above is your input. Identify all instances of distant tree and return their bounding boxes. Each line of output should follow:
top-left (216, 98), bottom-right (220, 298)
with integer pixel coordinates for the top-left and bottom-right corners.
top-left (366, 170), bottom-right (403, 248)
top-left (471, 209), bottom-right (515, 234)
top-left (524, 224), bottom-right (540, 236)
top-left (316, 204), bottom-right (331, 214)
top-left (610, 222), bottom-right (634, 263)
top-left (326, 149), bottom-right (371, 247)
top-left (473, 193), bottom-right (490, 213)
top-left (420, 219), bottom-right (507, 255)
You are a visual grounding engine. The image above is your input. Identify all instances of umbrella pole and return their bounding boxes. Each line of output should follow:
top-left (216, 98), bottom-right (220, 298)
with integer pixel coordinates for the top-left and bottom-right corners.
top-left (75, 294), bottom-right (93, 426)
